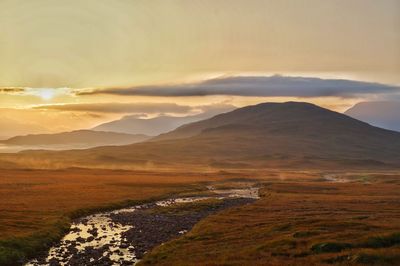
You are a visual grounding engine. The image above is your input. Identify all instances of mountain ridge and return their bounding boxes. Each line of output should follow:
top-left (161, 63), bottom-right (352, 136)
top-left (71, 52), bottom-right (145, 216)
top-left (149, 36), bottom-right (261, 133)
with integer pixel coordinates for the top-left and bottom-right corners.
top-left (1, 130), bottom-right (150, 147)
top-left (93, 106), bottom-right (235, 135)
top-left (2, 102), bottom-right (400, 169)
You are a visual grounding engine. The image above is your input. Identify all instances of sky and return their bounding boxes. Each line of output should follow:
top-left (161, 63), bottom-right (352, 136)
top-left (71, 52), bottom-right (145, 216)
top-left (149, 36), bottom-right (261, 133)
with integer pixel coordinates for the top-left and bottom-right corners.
top-left (0, 0), bottom-right (399, 137)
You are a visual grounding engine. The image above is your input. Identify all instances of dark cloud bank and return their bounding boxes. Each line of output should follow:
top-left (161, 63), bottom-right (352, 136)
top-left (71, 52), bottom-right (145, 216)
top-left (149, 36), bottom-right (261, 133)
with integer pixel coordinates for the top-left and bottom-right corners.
top-left (76, 75), bottom-right (400, 98)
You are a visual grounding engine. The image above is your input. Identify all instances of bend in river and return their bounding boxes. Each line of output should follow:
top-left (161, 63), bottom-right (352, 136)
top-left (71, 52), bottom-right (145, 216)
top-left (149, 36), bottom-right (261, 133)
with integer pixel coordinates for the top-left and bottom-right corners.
top-left (27, 186), bottom-right (259, 266)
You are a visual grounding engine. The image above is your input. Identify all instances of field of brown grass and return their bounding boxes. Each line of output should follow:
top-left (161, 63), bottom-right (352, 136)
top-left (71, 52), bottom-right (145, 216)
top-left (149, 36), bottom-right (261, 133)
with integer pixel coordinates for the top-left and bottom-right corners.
top-left (0, 168), bottom-right (230, 239)
top-left (139, 172), bottom-right (400, 265)
top-left (2, 168), bottom-right (400, 265)
top-left (0, 168), bottom-right (242, 265)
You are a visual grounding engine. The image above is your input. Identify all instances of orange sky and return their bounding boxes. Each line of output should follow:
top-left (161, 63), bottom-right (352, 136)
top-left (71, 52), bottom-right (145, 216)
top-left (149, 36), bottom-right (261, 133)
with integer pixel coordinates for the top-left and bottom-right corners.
top-left (0, 0), bottom-right (399, 137)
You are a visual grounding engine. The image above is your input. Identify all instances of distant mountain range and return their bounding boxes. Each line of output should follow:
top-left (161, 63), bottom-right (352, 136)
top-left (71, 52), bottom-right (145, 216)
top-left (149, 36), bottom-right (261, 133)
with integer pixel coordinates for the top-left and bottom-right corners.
top-left (92, 106), bottom-right (235, 135)
top-left (4, 102), bottom-right (400, 169)
top-left (0, 130), bottom-right (150, 151)
top-left (345, 101), bottom-right (400, 132)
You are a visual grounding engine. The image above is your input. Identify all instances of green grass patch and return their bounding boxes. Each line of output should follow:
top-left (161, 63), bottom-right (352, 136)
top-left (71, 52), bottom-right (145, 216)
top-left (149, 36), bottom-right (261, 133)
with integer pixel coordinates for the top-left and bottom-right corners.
top-left (0, 217), bottom-right (70, 266)
top-left (353, 253), bottom-right (400, 265)
top-left (360, 232), bottom-right (400, 249)
top-left (311, 242), bottom-right (352, 253)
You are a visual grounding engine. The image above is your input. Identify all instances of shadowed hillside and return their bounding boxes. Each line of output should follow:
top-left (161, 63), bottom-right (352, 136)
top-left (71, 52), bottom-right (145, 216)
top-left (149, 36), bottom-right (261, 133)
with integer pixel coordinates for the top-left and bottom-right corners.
top-left (2, 102), bottom-right (400, 169)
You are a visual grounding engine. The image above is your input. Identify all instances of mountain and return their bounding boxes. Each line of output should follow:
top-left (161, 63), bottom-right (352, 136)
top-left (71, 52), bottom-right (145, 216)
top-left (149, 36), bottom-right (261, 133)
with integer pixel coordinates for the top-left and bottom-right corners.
top-left (3, 102), bottom-right (400, 169)
top-left (345, 101), bottom-right (400, 132)
top-left (92, 106), bottom-right (235, 135)
top-left (0, 130), bottom-right (150, 150)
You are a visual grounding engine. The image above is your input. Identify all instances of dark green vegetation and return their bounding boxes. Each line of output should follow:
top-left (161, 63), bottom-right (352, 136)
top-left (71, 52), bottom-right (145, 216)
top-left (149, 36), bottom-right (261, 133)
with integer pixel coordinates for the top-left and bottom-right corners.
top-left (0, 218), bottom-right (70, 266)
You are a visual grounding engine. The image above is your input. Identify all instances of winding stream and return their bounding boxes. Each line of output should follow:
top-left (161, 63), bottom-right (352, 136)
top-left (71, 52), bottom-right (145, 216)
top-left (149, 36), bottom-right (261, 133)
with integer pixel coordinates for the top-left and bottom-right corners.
top-left (27, 186), bottom-right (259, 266)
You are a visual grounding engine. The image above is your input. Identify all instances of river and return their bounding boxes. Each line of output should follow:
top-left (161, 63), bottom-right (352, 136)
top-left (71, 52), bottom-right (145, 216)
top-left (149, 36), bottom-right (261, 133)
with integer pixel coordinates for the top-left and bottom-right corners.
top-left (26, 185), bottom-right (259, 265)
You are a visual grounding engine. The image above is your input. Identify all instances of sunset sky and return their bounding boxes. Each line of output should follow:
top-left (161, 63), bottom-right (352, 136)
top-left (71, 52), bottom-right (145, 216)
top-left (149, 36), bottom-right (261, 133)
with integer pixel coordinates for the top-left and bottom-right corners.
top-left (0, 0), bottom-right (399, 137)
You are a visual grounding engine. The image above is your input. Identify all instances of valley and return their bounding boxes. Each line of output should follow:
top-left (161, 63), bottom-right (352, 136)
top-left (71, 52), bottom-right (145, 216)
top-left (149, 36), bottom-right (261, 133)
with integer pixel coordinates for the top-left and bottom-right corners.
top-left (1, 102), bottom-right (400, 266)
top-left (1, 168), bottom-right (400, 265)
top-left (2, 1), bottom-right (399, 264)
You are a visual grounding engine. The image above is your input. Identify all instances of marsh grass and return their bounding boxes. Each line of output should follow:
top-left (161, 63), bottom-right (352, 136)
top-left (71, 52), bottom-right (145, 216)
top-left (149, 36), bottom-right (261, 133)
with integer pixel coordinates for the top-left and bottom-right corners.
top-left (0, 189), bottom-right (209, 266)
top-left (0, 218), bottom-right (70, 266)
top-left (0, 168), bottom-right (219, 265)
top-left (139, 176), bottom-right (400, 265)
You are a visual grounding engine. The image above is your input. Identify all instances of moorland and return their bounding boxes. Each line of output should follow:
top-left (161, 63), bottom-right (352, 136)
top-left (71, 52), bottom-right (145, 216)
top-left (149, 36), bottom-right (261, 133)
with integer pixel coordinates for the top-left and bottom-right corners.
top-left (1, 102), bottom-right (400, 265)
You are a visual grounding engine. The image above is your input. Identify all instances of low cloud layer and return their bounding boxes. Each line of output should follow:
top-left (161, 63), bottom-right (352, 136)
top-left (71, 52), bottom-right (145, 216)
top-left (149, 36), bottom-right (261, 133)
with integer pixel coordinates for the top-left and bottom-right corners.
top-left (76, 75), bottom-right (399, 98)
top-left (33, 102), bottom-right (236, 116)
top-left (34, 102), bottom-right (193, 114)
top-left (0, 87), bottom-right (25, 94)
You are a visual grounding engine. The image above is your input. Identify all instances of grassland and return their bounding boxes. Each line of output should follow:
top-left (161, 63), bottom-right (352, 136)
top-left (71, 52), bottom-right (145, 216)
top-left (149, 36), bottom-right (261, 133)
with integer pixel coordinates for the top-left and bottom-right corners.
top-left (2, 168), bottom-right (400, 265)
top-left (0, 168), bottom-right (234, 265)
top-left (139, 172), bottom-right (400, 266)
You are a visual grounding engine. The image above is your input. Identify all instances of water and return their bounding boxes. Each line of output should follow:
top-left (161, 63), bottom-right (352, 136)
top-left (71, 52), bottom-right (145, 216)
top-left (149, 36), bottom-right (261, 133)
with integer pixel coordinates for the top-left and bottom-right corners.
top-left (26, 186), bottom-right (259, 266)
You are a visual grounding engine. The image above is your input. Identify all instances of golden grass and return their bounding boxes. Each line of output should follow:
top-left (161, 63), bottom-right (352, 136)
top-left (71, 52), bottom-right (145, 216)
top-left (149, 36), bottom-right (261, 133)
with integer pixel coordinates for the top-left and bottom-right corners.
top-left (0, 168), bottom-right (228, 239)
top-left (139, 173), bottom-right (400, 265)
top-left (0, 168), bottom-right (240, 265)
top-left (2, 168), bottom-right (399, 265)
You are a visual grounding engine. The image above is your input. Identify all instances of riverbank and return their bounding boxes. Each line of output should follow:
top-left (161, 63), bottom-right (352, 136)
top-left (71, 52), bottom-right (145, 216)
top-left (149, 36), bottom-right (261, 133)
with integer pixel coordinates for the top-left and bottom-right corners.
top-left (1, 168), bottom-right (240, 265)
top-left (26, 186), bottom-right (259, 265)
top-left (138, 175), bottom-right (400, 265)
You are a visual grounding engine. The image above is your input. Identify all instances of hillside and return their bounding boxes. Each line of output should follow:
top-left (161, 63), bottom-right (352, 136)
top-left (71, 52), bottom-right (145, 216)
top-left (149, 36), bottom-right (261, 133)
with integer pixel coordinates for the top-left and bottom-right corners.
top-left (1, 130), bottom-right (150, 148)
top-left (3, 102), bottom-right (400, 169)
top-left (345, 101), bottom-right (400, 132)
top-left (93, 106), bottom-right (235, 135)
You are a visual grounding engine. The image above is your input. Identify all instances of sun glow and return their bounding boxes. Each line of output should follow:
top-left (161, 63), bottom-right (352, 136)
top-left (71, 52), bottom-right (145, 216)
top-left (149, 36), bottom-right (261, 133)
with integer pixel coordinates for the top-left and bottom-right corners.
top-left (23, 87), bottom-right (72, 101)
top-left (37, 89), bottom-right (55, 100)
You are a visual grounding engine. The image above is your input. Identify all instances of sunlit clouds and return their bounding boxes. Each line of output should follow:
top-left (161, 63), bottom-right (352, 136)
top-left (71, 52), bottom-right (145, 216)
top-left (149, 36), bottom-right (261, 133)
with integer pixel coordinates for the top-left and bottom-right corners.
top-left (0, 0), bottom-right (399, 137)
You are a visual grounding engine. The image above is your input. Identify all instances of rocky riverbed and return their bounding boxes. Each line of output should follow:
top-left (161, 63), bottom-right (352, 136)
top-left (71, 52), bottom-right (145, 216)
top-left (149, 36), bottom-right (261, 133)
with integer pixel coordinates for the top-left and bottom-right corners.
top-left (26, 186), bottom-right (259, 266)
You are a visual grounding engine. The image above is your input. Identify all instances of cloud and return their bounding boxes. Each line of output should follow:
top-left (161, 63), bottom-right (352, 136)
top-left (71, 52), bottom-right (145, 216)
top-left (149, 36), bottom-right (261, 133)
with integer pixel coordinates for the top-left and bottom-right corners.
top-left (33, 102), bottom-right (194, 114)
top-left (75, 75), bottom-right (400, 98)
top-left (0, 87), bottom-right (25, 94)
top-left (33, 102), bottom-right (237, 117)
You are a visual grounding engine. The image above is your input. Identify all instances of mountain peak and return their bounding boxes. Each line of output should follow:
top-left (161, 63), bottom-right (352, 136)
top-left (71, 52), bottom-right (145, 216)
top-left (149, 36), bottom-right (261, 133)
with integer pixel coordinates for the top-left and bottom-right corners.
top-left (153, 101), bottom-right (364, 141)
top-left (4, 101), bottom-right (400, 168)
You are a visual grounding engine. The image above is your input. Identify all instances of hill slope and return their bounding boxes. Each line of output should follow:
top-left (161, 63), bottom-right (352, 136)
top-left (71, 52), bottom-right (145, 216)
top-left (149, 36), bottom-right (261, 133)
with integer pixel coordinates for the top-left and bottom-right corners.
top-left (3, 102), bottom-right (400, 169)
top-left (345, 101), bottom-right (400, 132)
top-left (1, 130), bottom-right (150, 149)
top-left (93, 106), bottom-right (235, 135)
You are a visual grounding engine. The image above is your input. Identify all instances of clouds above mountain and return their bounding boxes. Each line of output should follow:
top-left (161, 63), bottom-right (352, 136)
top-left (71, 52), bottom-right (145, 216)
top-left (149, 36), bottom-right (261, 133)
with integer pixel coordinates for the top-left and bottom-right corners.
top-left (75, 76), bottom-right (400, 98)
top-left (34, 102), bottom-right (193, 114)
top-left (34, 102), bottom-right (235, 115)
